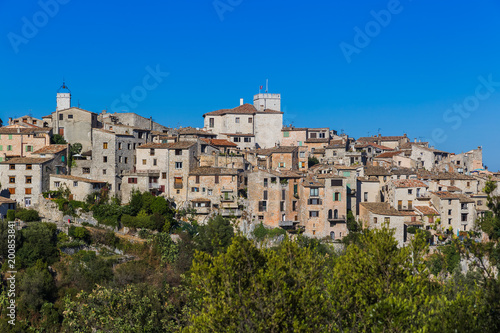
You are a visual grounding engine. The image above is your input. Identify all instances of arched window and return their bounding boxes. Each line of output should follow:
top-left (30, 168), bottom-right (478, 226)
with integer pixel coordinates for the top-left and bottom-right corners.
top-left (328, 209), bottom-right (332, 219)
top-left (334, 209), bottom-right (339, 219)
top-left (330, 231), bottom-right (335, 240)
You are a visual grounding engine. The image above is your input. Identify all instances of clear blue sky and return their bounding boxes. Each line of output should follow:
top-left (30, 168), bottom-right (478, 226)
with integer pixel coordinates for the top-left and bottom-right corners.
top-left (1, 0), bottom-right (499, 170)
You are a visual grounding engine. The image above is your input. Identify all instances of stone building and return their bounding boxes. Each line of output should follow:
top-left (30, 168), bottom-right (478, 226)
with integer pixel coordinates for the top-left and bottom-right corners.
top-left (99, 110), bottom-right (170, 132)
top-left (0, 196), bottom-right (16, 219)
top-left (122, 141), bottom-right (197, 204)
top-left (203, 94), bottom-right (283, 149)
top-left (383, 179), bottom-right (429, 211)
top-left (410, 145), bottom-right (450, 171)
top-left (0, 156), bottom-right (66, 207)
top-left (357, 134), bottom-right (410, 150)
top-left (187, 166), bottom-right (240, 221)
top-left (317, 174), bottom-right (348, 240)
top-left (245, 146), bottom-right (299, 171)
top-left (49, 174), bottom-right (106, 201)
top-left (8, 115), bottom-right (46, 127)
top-left (430, 191), bottom-right (476, 234)
top-left (0, 126), bottom-right (52, 162)
top-left (450, 147), bottom-right (483, 174)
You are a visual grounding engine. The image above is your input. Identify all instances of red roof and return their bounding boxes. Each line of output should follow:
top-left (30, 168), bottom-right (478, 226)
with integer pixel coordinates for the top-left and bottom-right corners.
top-left (201, 138), bottom-right (237, 147)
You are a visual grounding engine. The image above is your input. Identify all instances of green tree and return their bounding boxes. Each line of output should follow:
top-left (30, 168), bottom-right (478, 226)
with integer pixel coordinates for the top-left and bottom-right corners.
top-left (195, 215), bottom-right (234, 256)
top-left (308, 156), bottom-right (319, 168)
top-left (17, 222), bottom-right (59, 268)
top-left (51, 134), bottom-right (67, 144)
top-left (18, 260), bottom-right (56, 313)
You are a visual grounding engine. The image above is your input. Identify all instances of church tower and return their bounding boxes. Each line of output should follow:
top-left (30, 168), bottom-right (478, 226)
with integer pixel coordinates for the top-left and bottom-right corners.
top-left (56, 81), bottom-right (71, 111)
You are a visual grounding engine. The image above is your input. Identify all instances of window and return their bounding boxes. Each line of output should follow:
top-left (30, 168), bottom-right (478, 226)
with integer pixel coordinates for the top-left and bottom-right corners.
top-left (150, 149), bottom-right (155, 156)
top-left (208, 189), bottom-right (213, 195)
top-left (334, 192), bottom-right (341, 201)
top-left (258, 215), bottom-right (264, 220)
top-left (215, 175), bottom-right (219, 184)
top-left (374, 217), bottom-right (378, 224)
top-left (103, 169), bottom-right (107, 175)
top-left (103, 156), bottom-right (108, 163)
top-left (68, 114), bottom-right (73, 119)
top-left (175, 162), bottom-right (182, 169)
top-left (408, 200), bottom-right (413, 210)
top-left (26, 145), bottom-right (33, 152)
top-left (282, 189), bottom-right (286, 200)
top-left (235, 117), bottom-right (240, 123)
top-left (124, 157), bottom-right (128, 164)
top-left (162, 172), bottom-right (167, 179)
top-left (142, 159), bottom-right (147, 165)
top-left (25, 176), bottom-right (32, 184)
top-left (8, 188), bottom-right (15, 195)
top-left (309, 211), bottom-right (319, 218)
top-left (331, 179), bottom-right (342, 186)
top-left (128, 178), bottom-right (138, 184)
top-left (244, 137), bottom-right (251, 142)
top-left (310, 188), bottom-right (319, 196)
top-left (364, 192), bottom-right (368, 202)
top-left (54, 181), bottom-right (60, 188)
top-left (196, 175), bottom-right (200, 184)
top-left (103, 142), bottom-right (108, 149)
top-left (7, 145), bottom-right (12, 151)
top-left (309, 198), bottom-right (320, 205)
top-left (128, 143), bottom-right (131, 150)
top-left (448, 209), bottom-right (452, 215)
top-left (283, 131), bottom-right (290, 137)
top-left (191, 187), bottom-right (200, 192)
top-left (467, 182), bottom-right (471, 187)
top-left (233, 137), bottom-right (241, 143)
top-left (319, 133), bottom-right (325, 138)
top-left (292, 201), bottom-right (297, 211)
top-left (73, 181), bottom-right (78, 187)
top-left (9, 176), bottom-right (15, 184)
top-left (258, 201), bottom-right (267, 212)
top-left (280, 201), bottom-right (285, 211)
top-left (248, 117), bottom-right (252, 123)
top-left (59, 114), bottom-right (63, 120)
top-left (26, 164), bottom-right (32, 170)
top-left (264, 178), bottom-right (268, 187)
top-left (461, 213), bottom-right (468, 222)
top-left (398, 200), bottom-right (403, 209)
top-left (448, 200), bottom-right (452, 205)
top-left (263, 191), bottom-right (268, 200)
top-left (118, 156), bottom-right (122, 163)
top-left (209, 118), bottom-right (214, 128)
top-left (9, 164), bottom-right (15, 170)
top-left (384, 217), bottom-right (390, 223)
top-left (299, 151), bottom-right (305, 158)
top-left (408, 189), bottom-right (413, 195)
top-left (174, 177), bottom-right (183, 189)
top-left (153, 159), bottom-right (157, 166)
top-left (278, 162), bottom-right (285, 168)
top-left (175, 149), bottom-right (182, 156)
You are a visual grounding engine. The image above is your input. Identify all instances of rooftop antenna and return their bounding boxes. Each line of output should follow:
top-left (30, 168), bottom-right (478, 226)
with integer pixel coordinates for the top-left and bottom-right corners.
top-left (266, 79), bottom-right (268, 93)
top-left (377, 128), bottom-right (381, 135)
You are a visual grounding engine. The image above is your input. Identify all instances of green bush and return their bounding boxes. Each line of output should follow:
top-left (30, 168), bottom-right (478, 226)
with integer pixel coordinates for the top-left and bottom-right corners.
top-left (7, 209), bottom-right (16, 221)
top-left (16, 208), bottom-right (40, 222)
top-left (252, 222), bottom-right (286, 241)
top-left (69, 226), bottom-right (91, 244)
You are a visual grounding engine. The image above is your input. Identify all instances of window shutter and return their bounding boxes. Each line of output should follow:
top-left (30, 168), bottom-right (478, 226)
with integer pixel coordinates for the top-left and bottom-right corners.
top-left (339, 193), bottom-right (341, 201)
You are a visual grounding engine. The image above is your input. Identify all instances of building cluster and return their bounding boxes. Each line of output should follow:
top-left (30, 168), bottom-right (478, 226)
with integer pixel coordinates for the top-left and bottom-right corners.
top-left (1, 84), bottom-right (498, 245)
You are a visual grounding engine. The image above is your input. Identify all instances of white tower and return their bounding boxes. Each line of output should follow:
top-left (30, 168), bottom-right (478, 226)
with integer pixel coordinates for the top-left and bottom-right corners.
top-left (253, 93), bottom-right (281, 111)
top-left (56, 82), bottom-right (71, 111)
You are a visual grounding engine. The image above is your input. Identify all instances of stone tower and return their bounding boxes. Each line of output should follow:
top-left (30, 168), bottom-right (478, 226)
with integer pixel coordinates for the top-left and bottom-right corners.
top-left (253, 93), bottom-right (281, 111)
top-left (56, 82), bottom-right (71, 111)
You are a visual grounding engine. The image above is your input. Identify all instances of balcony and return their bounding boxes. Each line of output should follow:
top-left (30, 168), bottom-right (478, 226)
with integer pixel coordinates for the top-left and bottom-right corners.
top-left (149, 183), bottom-right (159, 189)
top-left (194, 206), bottom-right (211, 215)
top-left (328, 215), bottom-right (346, 222)
top-left (220, 194), bottom-right (236, 202)
top-left (221, 209), bottom-right (242, 217)
top-left (174, 183), bottom-right (183, 189)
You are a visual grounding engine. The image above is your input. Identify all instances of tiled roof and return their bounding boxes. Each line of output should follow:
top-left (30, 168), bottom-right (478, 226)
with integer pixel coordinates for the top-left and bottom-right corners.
top-left (0, 196), bottom-right (16, 204)
top-left (365, 166), bottom-right (391, 176)
top-left (391, 179), bottom-right (428, 188)
top-left (33, 145), bottom-right (67, 154)
top-left (253, 146), bottom-right (298, 155)
top-left (357, 176), bottom-right (380, 182)
top-left (312, 149), bottom-right (325, 154)
top-left (431, 191), bottom-right (475, 203)
top-left (360, 202), bottom-right (408, 216)
top-left (389, 167), bottom-right (417, 175)
top-left (50, 174), bottom-right (106, 183)
top-left (268, 169), bottom-right (303, 178)
top-left (190, 166), bottom-right (239, 175)
top-left (418, 170), bottom-right (476, 181)
top-left (138, 141), bottom-right (196, 149)
top-left (414, 206), bottom-right (439, 216)
top-left (334, 165), bottom-right (361, 170)
top-left (282, 127), bottom-right (308, 131)
top-left (358, 135), bottom-right (405, 142)
top-left (203, 103), bottom-right (283, 116)
top-left (356, 143), bottom-right (394, 151)
top-left (302, 176), bottom-right (325, 188)
top-left (94, 128), bottom-right (134, 137)
top-left (177, 127), bottom-right (215, 136)
top-left (0, 157), bottom-right (52, 164)
top-left (201, 138), bottom-right (238, 147)
top-left (400, 142), bottom-right (429, 150)
top-left (0, 127), bottom-right (51, 134)
top-left (305, 138), bottom-right (329, 143)
top-left (376, 151), bottom-right (404, 158)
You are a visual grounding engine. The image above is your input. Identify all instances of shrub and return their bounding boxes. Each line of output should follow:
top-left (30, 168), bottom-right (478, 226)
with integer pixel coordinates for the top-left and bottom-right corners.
top-left (7, 209), bottom-right (16, 221)
top-left (16, 208), bottom-right (40, 222)
top-left (69, 226), bottom-right (91, 244)
top-left (252, 222), bottom-right (286, 241)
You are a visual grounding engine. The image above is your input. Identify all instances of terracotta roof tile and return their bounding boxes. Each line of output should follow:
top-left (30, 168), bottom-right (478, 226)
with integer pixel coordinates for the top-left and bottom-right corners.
top-left (391, 179), bottom-right (428, 188)
top-left (32, 145), bottom-right (67, 154)
top-left (50, 174), bottom-right (106, 183)
top-left (203, 103), bottom-right (283, 116)
top-left (201, 138), bottom-right (238, 147)
top-left (190, 166), bottom-right (239, 175)
top-left (414, 206), bottom-right (439, 216)
top-left (0, 157), bottom-right (53, 164)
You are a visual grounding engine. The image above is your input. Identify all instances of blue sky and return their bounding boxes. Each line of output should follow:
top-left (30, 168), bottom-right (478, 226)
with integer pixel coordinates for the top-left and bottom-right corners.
top-left (1, 0), bottom-right (499, 170)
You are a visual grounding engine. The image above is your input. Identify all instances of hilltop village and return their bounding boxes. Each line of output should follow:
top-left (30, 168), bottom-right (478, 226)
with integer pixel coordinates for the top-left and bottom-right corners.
top-left (1, 84), bottom-right (498, 246)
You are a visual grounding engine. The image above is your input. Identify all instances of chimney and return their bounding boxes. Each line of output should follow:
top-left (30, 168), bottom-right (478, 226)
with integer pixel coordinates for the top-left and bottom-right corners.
top-left (240, 98), bottom-right (244, 106)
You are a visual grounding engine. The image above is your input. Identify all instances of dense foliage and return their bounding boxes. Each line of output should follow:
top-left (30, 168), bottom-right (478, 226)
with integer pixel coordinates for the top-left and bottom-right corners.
top-left (1, 183), bottom-right (500, 331)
